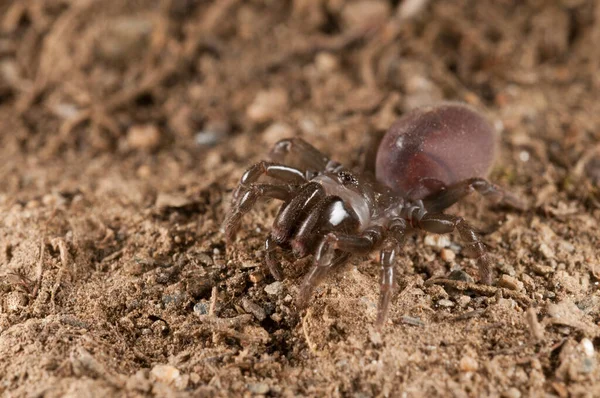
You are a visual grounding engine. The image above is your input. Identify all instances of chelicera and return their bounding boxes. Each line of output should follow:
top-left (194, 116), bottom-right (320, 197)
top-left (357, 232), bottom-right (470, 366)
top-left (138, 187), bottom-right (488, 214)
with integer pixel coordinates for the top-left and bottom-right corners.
top-left (225, 102), bottom-right (525, 328)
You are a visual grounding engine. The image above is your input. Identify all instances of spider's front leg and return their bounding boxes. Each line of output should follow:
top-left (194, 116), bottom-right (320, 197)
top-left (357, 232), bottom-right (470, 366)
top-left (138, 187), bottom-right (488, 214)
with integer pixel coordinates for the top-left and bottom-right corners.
top-left (423, 177), bottom-right (527, 213)
top-left (418, 213), bottom-right (495, 284)
top-left (224, 183), bottom-right (297, 242)
top-left (297, 225), bottom-right (384, 307)
top-left (231, 161), bottom-right (307, 205)
top-left (269, 138), bottom-right (333, 172)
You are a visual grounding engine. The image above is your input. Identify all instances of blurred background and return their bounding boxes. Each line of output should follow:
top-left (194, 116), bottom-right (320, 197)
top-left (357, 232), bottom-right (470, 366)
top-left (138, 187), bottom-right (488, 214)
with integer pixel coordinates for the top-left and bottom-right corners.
top-left (0, 1), bottom-right (599, 397)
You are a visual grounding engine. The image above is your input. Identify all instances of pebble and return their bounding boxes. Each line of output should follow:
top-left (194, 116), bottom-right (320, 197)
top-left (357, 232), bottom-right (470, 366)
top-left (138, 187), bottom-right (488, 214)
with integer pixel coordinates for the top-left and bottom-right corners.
top-left (538, 242), bottom-right (555, 259)
top-left (151, 364), bottom-right (181, 385)
top-left (242, 298), bottom-right (267, 321)
top-left (581, 338), bottom-right (595, 357)
top-left (271, 313), bottom-right (282, 322)
top-left (448, 270), bottom-right (474, 283)
top-left (248, 382), bottom-right (270, 394)
top-left (193, 300), bottom-right (210, 315)
top-left (498, 275), bottom-right (524, 291)
top-left (502, 387), bottom-right (522, 398)
top-left (437, 299), bottom-right (455, 308)
top-left (424, 234), bottom-right (451, 249)
top-left (456, 295), bottom-right (472, 308)
top-left (249, 271), bottom-right (264, 284)
top-left (4, 291), bottom-right (28, 313)
top-left (341, 0), bottom-right (390, 31)
top-left (127, 124), bottom-right (161, 151)
top-left (426, 284), bottom-right (449, 301)
top-left (459, 356), bottom-right (479, 372)
top-left (314, 52), bottom-right (339, 74)
top-left (440, 248), bottom-right (455, 262)
top-left (246, 89), bottom-right (288, 123)
top-left (264, 281), bottom-right (283, 296)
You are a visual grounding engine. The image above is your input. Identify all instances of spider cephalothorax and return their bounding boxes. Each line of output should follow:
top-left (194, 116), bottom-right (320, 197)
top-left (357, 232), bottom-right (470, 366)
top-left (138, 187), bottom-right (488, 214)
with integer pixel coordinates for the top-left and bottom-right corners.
top-left (225, 103), bottom-right (525, 328)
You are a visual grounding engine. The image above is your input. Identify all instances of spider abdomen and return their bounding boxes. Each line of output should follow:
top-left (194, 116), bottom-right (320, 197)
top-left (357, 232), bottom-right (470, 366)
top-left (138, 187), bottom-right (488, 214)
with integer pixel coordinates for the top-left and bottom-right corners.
top-left (375, 103), bottom-right (496, 200)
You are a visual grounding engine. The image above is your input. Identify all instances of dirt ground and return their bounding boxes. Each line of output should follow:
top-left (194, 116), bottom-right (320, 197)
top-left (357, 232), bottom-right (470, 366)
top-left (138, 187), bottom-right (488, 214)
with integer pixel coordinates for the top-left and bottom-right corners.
top-left (1, 0), bottom-right (599, 397)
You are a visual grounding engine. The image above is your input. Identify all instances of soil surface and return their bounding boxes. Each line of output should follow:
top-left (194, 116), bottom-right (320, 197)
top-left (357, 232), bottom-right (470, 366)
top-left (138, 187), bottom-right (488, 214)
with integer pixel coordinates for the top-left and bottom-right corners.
top-left (1, 1), bottom-right (599, 397)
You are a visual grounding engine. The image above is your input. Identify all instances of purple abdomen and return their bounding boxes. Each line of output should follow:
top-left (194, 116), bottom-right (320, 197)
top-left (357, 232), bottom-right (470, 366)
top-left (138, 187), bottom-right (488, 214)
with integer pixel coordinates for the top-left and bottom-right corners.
top-left (375, 103), bottom-right (496, 200)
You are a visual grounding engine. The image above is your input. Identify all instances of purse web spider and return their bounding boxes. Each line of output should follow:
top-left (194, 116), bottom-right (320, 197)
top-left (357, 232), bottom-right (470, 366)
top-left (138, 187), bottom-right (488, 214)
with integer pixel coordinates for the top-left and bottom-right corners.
top-left (225, 103), bottom-right (525, 328)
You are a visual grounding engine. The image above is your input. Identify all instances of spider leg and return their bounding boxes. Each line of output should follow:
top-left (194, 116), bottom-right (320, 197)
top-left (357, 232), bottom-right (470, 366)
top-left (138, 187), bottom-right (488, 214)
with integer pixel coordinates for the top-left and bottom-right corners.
top-left (375, 219), bottom-right (408, 329)
top-left (418, 213), bottom-right (494, 284)
top-left (297, 226), bottom-right (384, 307)
top-left (289, 196), bottom-right (345, 258)
top-left (232, 161), bottom-right (307, 204)
top-left (224, 183), bottom-right (296, 242)
top-left (271, 182), bottom-right (325, 244)
top-left (423, 177), bottom-right (526, 213)
top-left (269, 138), bottom-right (332, 172)
top-left (264, 236), bottom-right (284, 281)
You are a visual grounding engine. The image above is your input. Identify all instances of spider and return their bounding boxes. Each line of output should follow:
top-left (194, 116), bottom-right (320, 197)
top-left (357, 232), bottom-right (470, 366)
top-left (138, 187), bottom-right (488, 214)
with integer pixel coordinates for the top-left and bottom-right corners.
top-left (225, 102), bottom-right (525, 328)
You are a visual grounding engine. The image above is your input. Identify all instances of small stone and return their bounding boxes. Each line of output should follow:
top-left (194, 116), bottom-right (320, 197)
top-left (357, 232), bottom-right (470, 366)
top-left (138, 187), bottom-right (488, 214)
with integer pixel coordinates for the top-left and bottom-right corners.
top-left (247, 89), bottom-right (288, 123)
top-left (424, 234), bottom-right (451, 249)
top-left (190, 372), bottom-right (200, 384)
top-left (270, 313), bottom-right (282, 322)
top-left (437, 299), bottom-right (454, 308)
top-left (525, 307), bottom-right (545, 341)
top-left (127, 124), bottom-right (161, 151)
top-left (498, 275), bottom-right (524, 291)
top-left (440, 248), bottom-right (456, 262)
top-left (314, 52), bottom-right (339, 73)
top-left (369, 329), bottom-right (383, 346)
top-left (554, 270), bottom-right (581, 294)
top-left (456, 295), bottom-right (472, 308)
top-left (448, 269), bottom-right (475, 283)
top-left (155, 193), bottom-right (193, 209)
top-left (538, 242), bottom-right (555, 259)
top-left (249, 271), bottom-right (264, 284)
top-left (459, 356), bottom-right (479, 372)
top-left (426, 284), bottom-right (449, 301)
top-left (264, 281), bottom-right (283, 296)
top-left (151, 364), bottom-right (181, 385)
top-left (502, 387), bottom-right (522, 398)
top-left (126, 369), bottom-right (152, 393)
top-left (341, 0), bottom-right (390, 31)
top-left (4, 291), bottom-right (28, 313)
top-left (242, 298), bottom-right (266, 321)
top-left (193, 300), bottom-right (210, 315)
top-left (248, 382), bottom-right (270, 394)
top-left (581, 338), bottom-right (595, 358)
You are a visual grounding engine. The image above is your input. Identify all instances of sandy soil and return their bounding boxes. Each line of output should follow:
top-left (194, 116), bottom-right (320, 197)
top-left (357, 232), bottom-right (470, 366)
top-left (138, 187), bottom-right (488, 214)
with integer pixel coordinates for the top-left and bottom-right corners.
top-left (1, 1), bottom-right (599, 397)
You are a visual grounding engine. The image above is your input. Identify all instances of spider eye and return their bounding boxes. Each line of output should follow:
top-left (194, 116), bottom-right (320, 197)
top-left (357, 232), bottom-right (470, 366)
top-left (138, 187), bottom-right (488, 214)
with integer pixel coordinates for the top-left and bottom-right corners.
top-left (337, 171), bottom-right (357, 185)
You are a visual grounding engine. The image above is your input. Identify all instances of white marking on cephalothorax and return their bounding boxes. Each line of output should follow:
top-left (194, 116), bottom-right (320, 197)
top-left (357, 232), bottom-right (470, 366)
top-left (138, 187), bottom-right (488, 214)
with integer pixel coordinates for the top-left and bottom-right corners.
top-left (329, 201), bottom-right (348, 226)
top-left (312, 175), bottom-right (371, 229)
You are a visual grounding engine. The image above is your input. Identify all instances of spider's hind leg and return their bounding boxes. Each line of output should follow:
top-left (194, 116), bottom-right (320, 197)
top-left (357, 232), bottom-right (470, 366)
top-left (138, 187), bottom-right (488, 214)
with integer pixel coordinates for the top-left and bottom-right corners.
top-left (418, 213), bottom-right (494, 285)
top-left (423, 177), bottom-right (526, 213)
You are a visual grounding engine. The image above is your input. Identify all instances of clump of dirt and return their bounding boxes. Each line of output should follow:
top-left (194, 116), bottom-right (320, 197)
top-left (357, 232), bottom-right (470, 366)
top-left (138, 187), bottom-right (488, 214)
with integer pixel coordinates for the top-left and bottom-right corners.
top-left (1, 0), bottom-right (599, 396)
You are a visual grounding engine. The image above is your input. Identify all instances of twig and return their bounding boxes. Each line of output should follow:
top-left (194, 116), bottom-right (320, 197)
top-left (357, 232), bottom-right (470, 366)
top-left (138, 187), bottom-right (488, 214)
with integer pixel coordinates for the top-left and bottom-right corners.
top-left (302, 307), bottom-right (320, 356)
top-left (208, 286), bottom-right (218, 317)
top-left (33, 238), bottom-right (44, 298)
